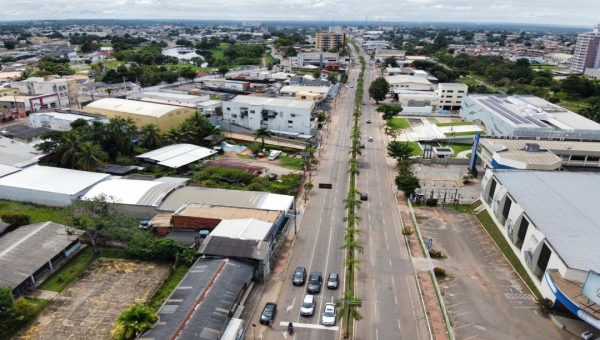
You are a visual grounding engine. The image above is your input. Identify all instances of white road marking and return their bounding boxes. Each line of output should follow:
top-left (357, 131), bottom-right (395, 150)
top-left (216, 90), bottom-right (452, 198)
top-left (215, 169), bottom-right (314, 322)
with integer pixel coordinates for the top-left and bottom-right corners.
top-left (447, 301), bottom-right (466, 308)
top-left (454, 323), bottom-right (472, 330)
top-left (391, 276), bottom-right (395, 288)
top-left (372, 278), bottom-right (376, 290)
top-left (386, 244), bottom-right (389, 250)
top-left (286, 297), bottom-right (295, 313)
top-left (389, 259), bottom-right (392, 266)
top-left (278, 321), bottom-right (339, 331)
top-left (376, 328), bottom-right (379, 340)
top-left (395, 295), bottom-right (398, 305)
top-left (454, 311), bottom-right (471, 318)
top-left (398, 319), bottom-right (401, 330)
top-left (384, 231), bottom-right (388, 242)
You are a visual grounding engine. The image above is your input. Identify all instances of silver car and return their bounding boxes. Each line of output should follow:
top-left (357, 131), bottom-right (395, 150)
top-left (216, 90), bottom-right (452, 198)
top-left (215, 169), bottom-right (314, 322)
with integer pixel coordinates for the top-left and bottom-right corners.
top-left (322, 303), bottom-right (336, 326)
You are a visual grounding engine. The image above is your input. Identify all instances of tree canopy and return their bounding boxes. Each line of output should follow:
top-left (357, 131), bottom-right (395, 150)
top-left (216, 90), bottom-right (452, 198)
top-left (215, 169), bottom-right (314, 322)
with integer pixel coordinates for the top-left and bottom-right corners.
top-left (368, 77), bottom-right (390, 103)
top-left (376, 104), bottom-right (403, 120)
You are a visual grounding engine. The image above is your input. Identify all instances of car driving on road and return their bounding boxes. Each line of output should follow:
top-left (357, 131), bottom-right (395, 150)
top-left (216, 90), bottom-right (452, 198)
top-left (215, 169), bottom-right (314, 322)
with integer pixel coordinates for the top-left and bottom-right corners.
top-left (292, 267), bottom-right (307, 285)
top-left (327, 273), bottom-right (339, 289)
top-left (322, 303), bottom-right (337, 326)
top-left (307, 272), bottom-right (322, 294)
top-left (360, 193), bottom-right (368, 201)
top-left (300, 294), bottom-right (316, 316)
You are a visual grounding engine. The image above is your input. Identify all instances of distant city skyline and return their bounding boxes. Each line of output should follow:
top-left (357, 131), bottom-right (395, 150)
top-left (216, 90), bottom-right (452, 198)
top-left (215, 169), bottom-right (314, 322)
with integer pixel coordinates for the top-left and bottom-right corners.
top-left (2, 0), bottom-right (598, 27)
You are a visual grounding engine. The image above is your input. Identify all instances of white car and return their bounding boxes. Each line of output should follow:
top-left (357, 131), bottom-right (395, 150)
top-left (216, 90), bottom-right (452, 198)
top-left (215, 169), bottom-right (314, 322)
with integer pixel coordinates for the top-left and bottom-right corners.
top-left (322, 303), bottom-right (336, 326)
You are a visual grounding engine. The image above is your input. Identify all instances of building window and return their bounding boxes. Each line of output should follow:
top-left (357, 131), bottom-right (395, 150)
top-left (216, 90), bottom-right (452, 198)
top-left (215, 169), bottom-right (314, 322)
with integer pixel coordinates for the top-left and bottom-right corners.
top-left (288, 120), bottom-right (293, 124)
top-left (458, 90), bottom-right (465, 93)
top-left (250, 110), bottom-right (255, 114)
top-left (227, 108), bottom-right (231, 111)
top-left (291, 114), bottom-right (296, 117)
top-left (447, 90), bottom-right (454, 93)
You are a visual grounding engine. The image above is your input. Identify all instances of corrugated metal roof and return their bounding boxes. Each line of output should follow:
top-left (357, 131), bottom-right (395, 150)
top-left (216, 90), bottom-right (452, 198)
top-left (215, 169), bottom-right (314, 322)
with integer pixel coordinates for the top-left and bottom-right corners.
top-left (0, 165), bottom-right (110, 195)
top-left (229, 95), bottom-right (315, 109)
top-left (84, 98), bottom-right (180, 118)
top-left (140, 258), bottom-right (253, 340)
top-left (0, 164), bottom-right (21, 178)
top-left (136, 144), bottom-right (217, 168)
top-left (0, 222), bottom-right (81, 289)
top-left (0, 136), bottom-right (46, 167)
top-left (494, 171), bottom-right (600, 272)
top-left (159, 187), bottom-right (293, 212)
top-left (210, 219), bottom-right (273, 240)
top-left (83, 179), bottom-right (180, 206)
top-left (176, 204), bottom-right (281, 223)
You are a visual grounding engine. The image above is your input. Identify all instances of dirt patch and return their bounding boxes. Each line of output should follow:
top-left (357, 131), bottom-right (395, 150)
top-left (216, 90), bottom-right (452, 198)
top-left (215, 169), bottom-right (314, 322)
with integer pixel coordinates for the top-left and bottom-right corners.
top-left (16, 259), bottom-right (169, 340)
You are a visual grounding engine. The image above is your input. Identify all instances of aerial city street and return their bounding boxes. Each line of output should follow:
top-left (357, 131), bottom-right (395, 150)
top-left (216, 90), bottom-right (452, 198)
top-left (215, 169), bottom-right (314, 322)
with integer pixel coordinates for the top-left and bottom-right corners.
top-left (0, 3), bottom-right (600, 340)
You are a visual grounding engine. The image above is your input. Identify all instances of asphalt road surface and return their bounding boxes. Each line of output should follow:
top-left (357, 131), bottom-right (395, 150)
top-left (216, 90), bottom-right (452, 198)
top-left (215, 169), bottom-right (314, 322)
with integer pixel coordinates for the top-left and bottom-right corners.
top-left (261, 47), bottom-right (429, 340)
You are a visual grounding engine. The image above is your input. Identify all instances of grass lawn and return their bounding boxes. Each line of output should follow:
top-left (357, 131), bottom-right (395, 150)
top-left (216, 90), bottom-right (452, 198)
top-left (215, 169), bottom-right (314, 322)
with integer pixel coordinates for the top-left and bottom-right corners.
top-left (408, 141), bottom-right (423, 156)
top-left (436, 121), bottom-right (474, 127)
top-left (148, 263), bottom-right (193, 312)
top-left (474, 209), bottom-right (543, 299)
top-left (38, 246), bottom-right (128, 292)
top-left (0, 200), bottom-right (68, 224)
top-left (387, 117), bottom-right (410, 129)
top-left (469, 72), bottom-right (492, 83)
top-left (279, 156), bottom-right (305, 170)
top-left (444, 131), bottom-right (485, 137)
top-left (209, 45), bottom-right (227, 61)
top-left (441, 143), bottom-right (473, 157)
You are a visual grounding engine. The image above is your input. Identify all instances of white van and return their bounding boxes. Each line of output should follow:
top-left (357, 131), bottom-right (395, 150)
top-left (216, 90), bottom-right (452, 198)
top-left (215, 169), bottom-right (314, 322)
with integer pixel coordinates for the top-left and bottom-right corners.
top-left (300, 294), bottom-right (316, 316)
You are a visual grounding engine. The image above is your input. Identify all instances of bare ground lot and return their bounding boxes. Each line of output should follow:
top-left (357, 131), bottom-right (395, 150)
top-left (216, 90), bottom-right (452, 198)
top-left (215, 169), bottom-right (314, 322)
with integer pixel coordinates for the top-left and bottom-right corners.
top-left (415, 207), bottom-right (574, 340)
top-left (16, 259), bottom-right (169, 340)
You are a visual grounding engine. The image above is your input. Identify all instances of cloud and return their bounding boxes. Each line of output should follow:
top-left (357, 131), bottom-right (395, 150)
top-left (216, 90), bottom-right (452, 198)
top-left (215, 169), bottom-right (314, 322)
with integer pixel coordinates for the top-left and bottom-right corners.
top-left (0, 0), bottom-right (596, 26)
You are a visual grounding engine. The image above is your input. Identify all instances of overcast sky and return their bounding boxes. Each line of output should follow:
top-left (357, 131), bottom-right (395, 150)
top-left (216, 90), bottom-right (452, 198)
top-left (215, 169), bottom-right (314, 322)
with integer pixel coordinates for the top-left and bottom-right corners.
top-left (3, 0), bottom-right (597, 27)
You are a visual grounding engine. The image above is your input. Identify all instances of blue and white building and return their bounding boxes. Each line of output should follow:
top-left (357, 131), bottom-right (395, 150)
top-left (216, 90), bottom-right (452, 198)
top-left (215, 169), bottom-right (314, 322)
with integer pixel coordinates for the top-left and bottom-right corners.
top-left (480, 170), bottom-right (600, 329)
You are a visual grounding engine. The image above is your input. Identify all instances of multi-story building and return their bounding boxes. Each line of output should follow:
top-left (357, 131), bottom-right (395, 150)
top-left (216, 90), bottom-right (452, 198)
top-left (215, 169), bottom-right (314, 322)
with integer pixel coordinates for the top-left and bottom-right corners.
top-left (10, 76), bottom-right (78, 109)
top-left (571, 25), bottom-right (600, 73)
top-left (437, 83), bottom-right (468, 110)
top-left (222, 95), bottom-right (315, 136)
top-left (328, 26), bottom-right (343, 34)
top-left (315, 33), bottom-right (346, 51)
top-left (297, 52), bottom-right (339, 67)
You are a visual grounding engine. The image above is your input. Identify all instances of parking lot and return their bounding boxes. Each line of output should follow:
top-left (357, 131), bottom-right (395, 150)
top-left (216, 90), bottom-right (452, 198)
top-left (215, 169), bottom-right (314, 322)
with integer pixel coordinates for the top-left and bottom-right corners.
top-left (415, 207), bottom-right (574, 340)
top-left (16, 259), bottom-right (169, 340)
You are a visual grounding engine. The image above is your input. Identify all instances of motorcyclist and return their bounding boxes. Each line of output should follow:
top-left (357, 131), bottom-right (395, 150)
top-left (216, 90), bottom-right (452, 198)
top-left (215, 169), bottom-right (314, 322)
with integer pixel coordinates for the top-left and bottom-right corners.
top-left (288, 321), bottom-right (294, 334)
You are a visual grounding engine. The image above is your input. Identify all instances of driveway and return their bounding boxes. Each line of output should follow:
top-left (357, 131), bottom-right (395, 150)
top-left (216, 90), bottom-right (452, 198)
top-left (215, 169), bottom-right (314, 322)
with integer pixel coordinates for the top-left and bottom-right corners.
top-left (16, 259), bottom-right (169, 340)
top-left (415, 207), bottom-right (574, 340)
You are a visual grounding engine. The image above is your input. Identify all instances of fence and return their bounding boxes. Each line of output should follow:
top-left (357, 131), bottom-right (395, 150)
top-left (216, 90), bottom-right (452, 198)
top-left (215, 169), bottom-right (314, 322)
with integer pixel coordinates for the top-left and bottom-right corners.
top-left (407, 199), bottom-right (455, 340)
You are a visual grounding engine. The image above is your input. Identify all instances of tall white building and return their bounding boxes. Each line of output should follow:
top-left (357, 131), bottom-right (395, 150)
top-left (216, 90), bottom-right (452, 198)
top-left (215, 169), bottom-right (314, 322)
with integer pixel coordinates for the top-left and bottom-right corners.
top-left (571, 24), bottom-right (600, 73)
top-left (222, 96), bottom-right (315, 136)
top-left (10, 76), bottom-right (78, 109)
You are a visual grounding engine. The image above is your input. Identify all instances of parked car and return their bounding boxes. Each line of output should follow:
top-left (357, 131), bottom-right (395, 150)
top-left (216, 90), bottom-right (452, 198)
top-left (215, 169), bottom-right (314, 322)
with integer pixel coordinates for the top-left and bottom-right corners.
top-left (292, 267), bottom-right (307, 286)
top-left (368, 137), bottom-right (373, 142)
top-left (300, 294), bottom-right (316, 316)
top-left (366, 119), bottom-right (371, 123)
top-left (361, 101), bottom-right (366, 105)
top-left (327, 273), bottom-right (339, 289)
top-left (322, 303), bottom-right (337, 326)
top-left (307, 272), bottom-right (322, 294)
top-left (260, 302), bottom-right (277, 325)
top-left (360, 193), bottom-right (368, 201)
top-left (360, 143), bottom-right (365, 148)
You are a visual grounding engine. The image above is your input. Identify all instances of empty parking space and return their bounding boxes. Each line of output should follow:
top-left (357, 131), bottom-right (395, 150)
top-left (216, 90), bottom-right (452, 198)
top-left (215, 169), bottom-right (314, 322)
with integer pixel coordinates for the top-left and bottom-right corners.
top-left (415, 207), bottom-right (572, 340)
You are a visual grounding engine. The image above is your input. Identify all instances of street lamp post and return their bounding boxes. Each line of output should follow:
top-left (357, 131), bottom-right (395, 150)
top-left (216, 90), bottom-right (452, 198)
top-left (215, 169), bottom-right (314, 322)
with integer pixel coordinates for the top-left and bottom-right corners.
top-left (252, 323), bottom-right (256, 340)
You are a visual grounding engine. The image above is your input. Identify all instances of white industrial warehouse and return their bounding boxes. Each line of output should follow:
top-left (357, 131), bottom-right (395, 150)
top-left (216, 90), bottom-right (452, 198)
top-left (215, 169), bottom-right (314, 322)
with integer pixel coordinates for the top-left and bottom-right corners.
top-left (480, 170), bottom-right (600, 329)
top-left (0, 165), bottom-right (110, 206)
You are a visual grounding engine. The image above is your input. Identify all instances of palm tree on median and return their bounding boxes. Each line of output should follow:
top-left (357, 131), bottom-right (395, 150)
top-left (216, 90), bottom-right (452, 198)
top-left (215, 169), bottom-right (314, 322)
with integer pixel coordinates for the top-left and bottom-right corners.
top-left (254, 126), bottom-right (271, 149)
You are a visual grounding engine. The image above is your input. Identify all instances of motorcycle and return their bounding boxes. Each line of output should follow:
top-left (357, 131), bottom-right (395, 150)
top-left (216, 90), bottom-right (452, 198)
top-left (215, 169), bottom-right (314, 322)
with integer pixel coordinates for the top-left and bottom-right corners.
top-left (288, 325), bottom-right (294, 335)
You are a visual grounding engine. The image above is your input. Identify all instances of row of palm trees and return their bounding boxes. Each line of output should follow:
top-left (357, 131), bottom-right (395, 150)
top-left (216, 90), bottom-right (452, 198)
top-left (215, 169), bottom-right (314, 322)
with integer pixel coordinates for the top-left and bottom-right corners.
top-left (337, 54), bottom-right (367, 337)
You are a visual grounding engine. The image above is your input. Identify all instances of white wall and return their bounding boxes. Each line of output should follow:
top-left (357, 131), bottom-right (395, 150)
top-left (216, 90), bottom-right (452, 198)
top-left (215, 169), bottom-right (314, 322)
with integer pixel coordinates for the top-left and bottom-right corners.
top-left (222, 101), bottom-right (313, 135)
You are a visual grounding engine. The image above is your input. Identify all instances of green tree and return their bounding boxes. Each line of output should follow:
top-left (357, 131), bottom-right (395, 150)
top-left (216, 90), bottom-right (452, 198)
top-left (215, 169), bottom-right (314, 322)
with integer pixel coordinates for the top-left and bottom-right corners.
top-left (284, 46), bottom-right (297, 57)
top-left (60, 130), bottom-right (82, 168)
top-left (0, 286), bottom-right (14, 311)
top-left (395, 174), bottom-right (421, 196)
top-left (3, 40), bottom-right (17, 50)
top-left (218, 65), bottom-right (230, 76)
top-left (375, 103), bottom-right (403, 120)
top-left (140, 123), bottom-right (161, 149)
top-left (75, 141), bottom-right (107, 171)
top-left (111, 303), bottom-right (158, 340)
top-left (340, 73), bottom-right (349, 84)
top-left (254, 126), bottom-right (271, 148)
top-left (327, 72), bottom-right (339, 85)
top-left (561, 75), bottom-right (586, 98)
top-left (312, 68), bottom-right (322, 80)
top-left (383, 56), bottom-right (399, 67)
top-left (64, 194), bottom-right (140, 254)
top-left (368, 77), bottom-right (390, 103)
top-left (387, 141), bottom-right (414, 162)
top-left (179, 66), bottom-right (197, 81)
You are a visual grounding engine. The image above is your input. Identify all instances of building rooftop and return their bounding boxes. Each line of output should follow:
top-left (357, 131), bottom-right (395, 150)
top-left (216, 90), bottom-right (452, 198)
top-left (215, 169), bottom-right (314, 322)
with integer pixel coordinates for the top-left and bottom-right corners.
top-left (83, 179), bottom-right (182, 206)
top-left (0, 164), bottom-right (20, 178)
top-left (0, 136), bottom-right (46, 167)
top-left (175, 204), bottom-right (281, 224)
top-left (229, 95), bottom-right (315, 109)
top-left (140, 258), bottom-right (253, 340)
top-left (209, 218), bottom-right (273, 240)
top-left (385, 75), bottom-right (432, 85)
top-left (31, 111), bottom-right (98, 122)
top-left (279, 85), bottom-right (330, 94)
top-left (159, 186), bottom-right (294, 212)
top-left (136, 143), bottom-right (217, 168)
top-left (468, 95), bottom-right (600, 131)
top-left (135, 91), bottom-right (205, 101)
top-left (198, 219), bottom-right (273, 260)
top-left (84, 98), bottom-right (181, 118)
top-left (0, 165), bottom-right (109, 195)
top-left (0, 222), bottom-right (81, 289)
top-left (493, 171), bottom-right (600, 273)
